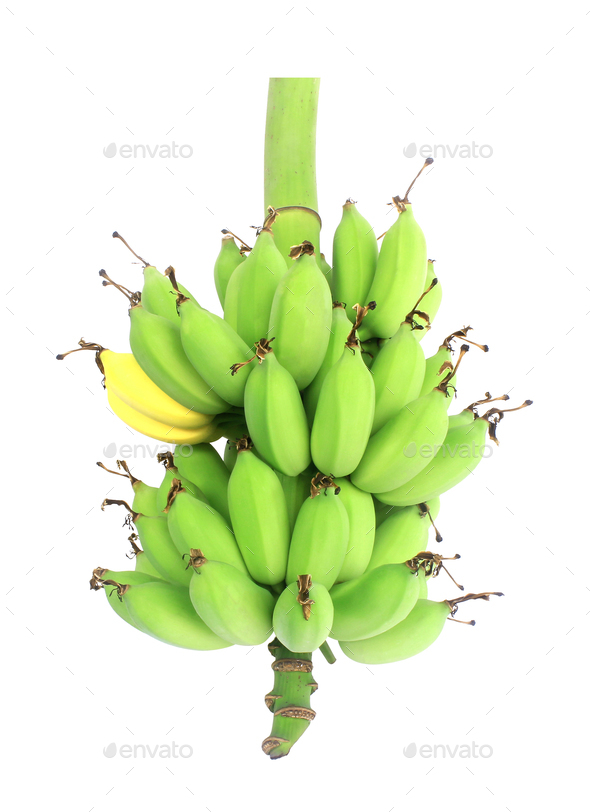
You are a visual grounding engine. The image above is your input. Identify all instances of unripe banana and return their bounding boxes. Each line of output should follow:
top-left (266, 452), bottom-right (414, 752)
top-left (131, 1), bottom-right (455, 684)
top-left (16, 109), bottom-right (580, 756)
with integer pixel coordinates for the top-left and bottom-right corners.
top-left (90, 567), bottom-right (159, 630)
top-left (133, 514), bottom-right (192, 587)
top-left (168, 269), bottom-right (253, 406)
top-left (134, 549), bottom-right (164, 578)
top-left (366, 499), bottom-right (441, 570)
top-left (128, 302), bottom-right (229, 414)
top-left (224, 227), bottom-right (288, 349)
top-left (242, 340), bottom-right (311, 476)
top-left (413, 260), bottom-right (442, 337)
top-left (420, 328), bottom-right (488, 398)
top-left (339, 592), bottom-right (503, 664)
top-left (97, 460), bottom-right (160, 517)
top-left (318, 253), bottom-right (332, 279)
top-left (302, 303), bottom-right (352, 426)
top-left (330, 199), bottom-right (378, 324)
top-left (370, 320), bottom-right (426, 435)
top-left (267, 242), bottom-right (332, 389)
top-left (375, 398), bottom-right (531, 506)
top-left (173, 443), bottom-right (231, 524)
top-left (351, 386), bottom-right (451, 494)
top-left (102, 578), bottom-right (233, 650)
top-left (333, 477), bottom-right (375, 583)
top-left (164, 479), bottom-right (248, 573)
top-left (360, 180), bottom-right (429, 340)
top-left (310, 331), bottom-right (375, 478)
top-left (214, 233), bottom-right (247, 308)
top-left (223, 440), bottom-right (238, 472)
top-left (188, 550), bottom-right (275, 645)
top-left (273, 576), bottom-right (334, 652)
top-left (227, 438), bottom-right (290, 585)
top-left (275, 469), bottom-right (312, 534)
top-left (286, 476), bottom-right (349, 589)
top-left (329, 565), bottom-right (423, 641)
top-left (155, 453), bottom-right (203, 514)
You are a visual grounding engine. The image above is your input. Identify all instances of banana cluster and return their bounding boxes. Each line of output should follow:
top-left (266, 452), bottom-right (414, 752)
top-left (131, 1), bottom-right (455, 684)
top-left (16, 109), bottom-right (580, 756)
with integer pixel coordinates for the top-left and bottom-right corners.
top-left (62, 161), bottom-right (530, 759)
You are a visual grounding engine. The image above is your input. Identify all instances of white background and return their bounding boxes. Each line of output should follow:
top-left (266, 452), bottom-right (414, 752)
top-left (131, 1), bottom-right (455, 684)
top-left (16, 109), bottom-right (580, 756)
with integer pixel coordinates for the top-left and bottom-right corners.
top-left (2, 1), bottom-right (589, 809)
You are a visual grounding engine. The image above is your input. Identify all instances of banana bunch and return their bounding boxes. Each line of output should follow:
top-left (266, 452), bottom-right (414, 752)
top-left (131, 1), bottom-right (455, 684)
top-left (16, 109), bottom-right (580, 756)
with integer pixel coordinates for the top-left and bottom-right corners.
top-left (57, 79), bottom-right (533, 760)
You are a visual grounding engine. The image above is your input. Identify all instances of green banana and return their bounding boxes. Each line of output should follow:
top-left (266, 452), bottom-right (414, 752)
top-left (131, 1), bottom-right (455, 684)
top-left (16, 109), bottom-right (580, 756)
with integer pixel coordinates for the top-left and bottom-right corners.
top-left (155, 452), bottom-right (203, 514)
top-left (333, 476), bottom-right (376, 583)
top-left (112, 232), bottom-right (193, 323)
top-left (173, 442), bottom-right (231, 524)
top-left (339, 592), bottom-right (503, 664)
top-left (164, 479), bottom-right (248, 573)
top-left (329, 565), bottom-right (423, 641)
top-left (241, 339), bottom-right (311, 476)
top-left (223, 440), bottom-right (238, 472)
top-left (351, 384), bottom-right (452, 494)
top-left (275, 469), bottom-right (312, 535)
top-left (168, 269), bottom-right (253, 406)
top-left (366, 499), bottom-right (441, 570)
top-left (97, 460), bottom-right (160, 517)
top-left (302, 303), bottom-right (352, 426)
top-left (420, 327), bottom-right (488, 398)
top-left (318, 253), bottom-right (332, 279)
top-left (133, 548), bottom-right (164, 578)
top-left (376, 397), bottom-right (531, 506)
top-left (188, 549), bottom-right (275, 645)
top-left (101, 577), bottom-right (233, 650)
top-left (360, 162), bottom-right (432, 340)
top-left (227, 438), bottom-right (290, 585)
top-left (413, 260), bottom-right (442, 337)
top-left (214, 232), bottom-right (248, 308)
top-left (286, 475), bottom-right (349, 589)
top-left (273, 576), bottom-right (334, 652)
top-left (330, 199), bottom-right (378, 324)
top-left (90, 567), bottom-right (159, 630)
top-left (310, 325), bottom-right (375, 478)
top-left (267, 241), bottom-right (332, 389)
top-left (223, 227), bottom-right (288, 349)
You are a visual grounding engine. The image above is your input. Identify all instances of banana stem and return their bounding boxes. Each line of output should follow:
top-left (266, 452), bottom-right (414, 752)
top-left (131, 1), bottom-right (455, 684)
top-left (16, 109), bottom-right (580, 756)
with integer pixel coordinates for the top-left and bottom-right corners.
top-left (262, 638), bottom-right (317, 759)
top-left (263, 78), bottom-right (321, 259)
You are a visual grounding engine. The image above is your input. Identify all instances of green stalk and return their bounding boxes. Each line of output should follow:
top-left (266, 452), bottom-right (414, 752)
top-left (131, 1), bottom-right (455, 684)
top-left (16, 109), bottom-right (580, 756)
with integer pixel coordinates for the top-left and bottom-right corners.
top-left (262, 638), bottom-right (317, 759)
top-left (263, 78), bottom-right (321, 259)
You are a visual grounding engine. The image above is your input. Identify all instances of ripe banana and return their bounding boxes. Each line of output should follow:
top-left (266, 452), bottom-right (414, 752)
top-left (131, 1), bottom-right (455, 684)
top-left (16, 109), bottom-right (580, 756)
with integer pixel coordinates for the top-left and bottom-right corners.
top-left (339, 592), bottom-right (503, 664)
top-left (224, 226), bottom-right (288, 348)
top-left (214, 232), bottom-right (247, 308)
top-left (188, 549), bottom-right (275, 645)
top-left (173, 443), bottom-right (231, 524)
top-left (366, 499), bottom-right (441, 570)
top-left (333, 476), bottom-right (375, 583)
top-left (329, 564), bottom-right (423, 641)
top-left (376, 398), bottom-right (531, 506)
top-left (286, 475), bottom-right (349, 589)
top-left (360, 162), bottom-right (432, 340)
top-left (227, 438), bottom-right (290, 585)
top-left (330, 199), bottom-right (378, 324)
top-left (310, 327), bottom-right (375, 478)
top-left (273, 576), bottom-right (334, 652)
top-left (267, 241), bottom-right (332, 389)
top-left (302, 303), bottom-right (352, 426)
top-left (242, 339), bottom-right (311, 476)
top-left (168, 269), bottom-right (254, 406)
top-left (164, 479), bottom-right (248, 574)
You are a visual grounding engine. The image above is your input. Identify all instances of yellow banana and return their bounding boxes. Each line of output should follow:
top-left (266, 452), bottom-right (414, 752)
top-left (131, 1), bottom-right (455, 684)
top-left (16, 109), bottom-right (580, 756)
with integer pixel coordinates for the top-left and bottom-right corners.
top-left (164, 479), bottom-right (247, 574)
top-left (339, 592), bottom-right (503, 664)
top-left (273, 576), bottom-right (334, 652)
top-left (286, 475), bottom-right (349, 589)
top-left (241, 339), bottom-right (311, 476)
top-left (268, 241), bottom-right (332, 389)
top-left (330, 199), bottom-right (378, 324)
top-left (333, 477), bottom-right (376, 583)
top-left (329, 565), bottom-right (423, 641)
top-left (188, 549), bottom-right (275, 645)
top-left (227, 438), bottom-right (290, 585)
